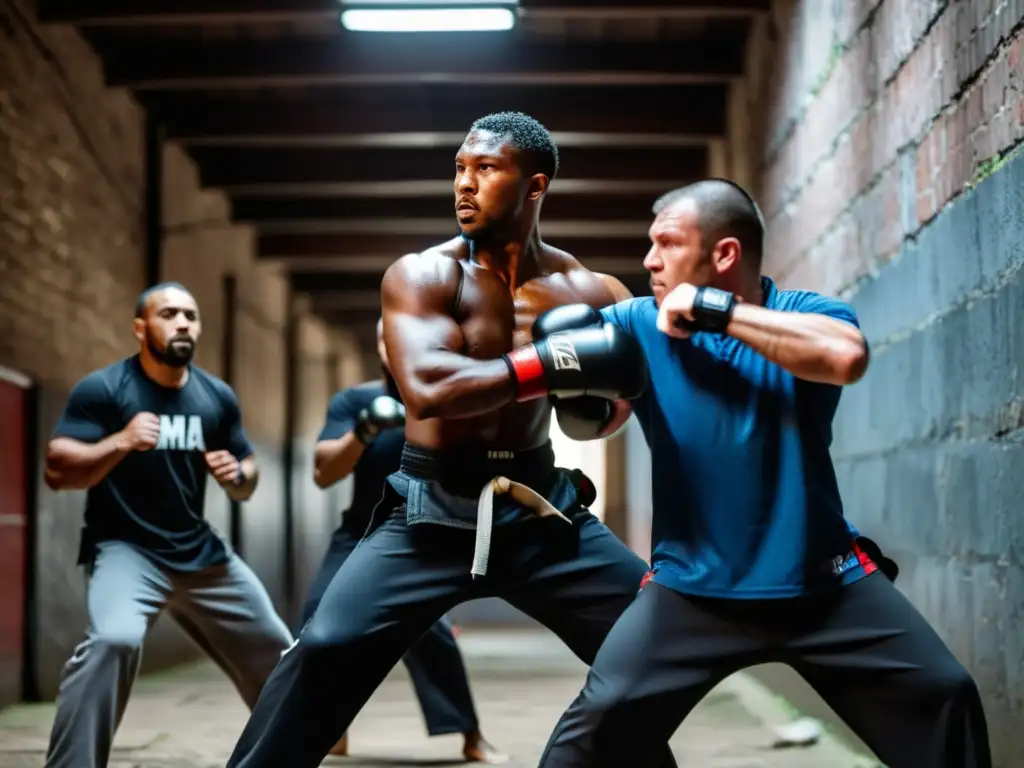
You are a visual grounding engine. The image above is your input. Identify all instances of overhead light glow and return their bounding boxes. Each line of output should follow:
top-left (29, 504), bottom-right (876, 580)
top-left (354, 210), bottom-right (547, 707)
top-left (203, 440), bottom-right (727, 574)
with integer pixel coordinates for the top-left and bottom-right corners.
top-left (341, 7), bottom-right (515, 32)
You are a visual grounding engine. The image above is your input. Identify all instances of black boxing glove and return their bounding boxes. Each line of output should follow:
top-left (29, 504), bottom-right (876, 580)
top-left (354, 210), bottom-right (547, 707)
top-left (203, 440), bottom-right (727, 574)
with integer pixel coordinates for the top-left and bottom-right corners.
top-left (531, 305), bottom-right (629, 440)
top-left (503, 319), bottom-right (649, 403)
top-left (532, 303), bottom-right (604, 339)
top-left (353, 395), bottom-right (406, 444)
top-left (554, 396), bottom-right (633, 441)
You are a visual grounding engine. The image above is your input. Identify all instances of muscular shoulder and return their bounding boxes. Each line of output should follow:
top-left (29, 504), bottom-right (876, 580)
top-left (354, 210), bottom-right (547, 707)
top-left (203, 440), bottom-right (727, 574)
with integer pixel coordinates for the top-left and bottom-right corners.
top-left (84, 357), bottom-right (147, 400)
top-left (539, 245), bottom-right (634, 308)
top-left (561, 261), bottom-right (631, 308)
top-left (69, 364), bottom-right (118, 404)
top-left (335, 380), bottom-right (385, 412)
top-left (189, 367), bottom-right (242, 414)
top-left (382, 241), bottom-right (465, 310)
top-left (594, 272), bottom-right (634, 302)
top-left (322, 381), bottom-right (385, 440)
top-left (185, 368), bottom-right (242, 423)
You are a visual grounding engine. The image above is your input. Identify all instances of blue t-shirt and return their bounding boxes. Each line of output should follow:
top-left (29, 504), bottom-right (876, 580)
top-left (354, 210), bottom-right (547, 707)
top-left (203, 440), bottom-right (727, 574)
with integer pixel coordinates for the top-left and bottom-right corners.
top-left (602, 278), bottom-right (875, 599)
top-left (53, 356), bottom-right (253, 571)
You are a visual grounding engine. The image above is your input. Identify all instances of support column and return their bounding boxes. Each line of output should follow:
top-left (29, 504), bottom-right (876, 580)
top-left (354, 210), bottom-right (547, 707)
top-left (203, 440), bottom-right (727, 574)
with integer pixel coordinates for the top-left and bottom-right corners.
top-left (144, 115), bottom-right (164, 287)
top-left (707, 137), bottom-right (730, 179)
top-left (221, 274), bottom-right (242, 555)
top-left (326, 351), bottom-right (340, 398)
top-left (601, 430), bottom-right (629, 543)
top-left (724, 13), bottom-right (771, 198)
top-left (282, 286), bottom-right (299, 613)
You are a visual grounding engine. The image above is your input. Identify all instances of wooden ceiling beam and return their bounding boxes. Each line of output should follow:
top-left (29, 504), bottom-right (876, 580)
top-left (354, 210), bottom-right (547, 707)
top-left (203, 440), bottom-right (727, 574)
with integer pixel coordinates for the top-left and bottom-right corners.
top-left (260, 233), bottom-right (650, 262)
top-left (193, 145), bottom-right (706, 187)
top-left (101, 38), bottom-right (744, 90)
top-left (150, 85), bottom-right (728, 141)
top-left (233, 194), bottom-right (660, 223)
top-left (40, 0), bottom-right (768, 26)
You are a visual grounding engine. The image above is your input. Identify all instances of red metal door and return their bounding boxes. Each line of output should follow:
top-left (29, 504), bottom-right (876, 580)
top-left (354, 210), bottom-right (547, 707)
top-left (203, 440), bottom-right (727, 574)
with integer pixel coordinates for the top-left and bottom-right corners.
top-left (0, 376), bottom-right (28, 706)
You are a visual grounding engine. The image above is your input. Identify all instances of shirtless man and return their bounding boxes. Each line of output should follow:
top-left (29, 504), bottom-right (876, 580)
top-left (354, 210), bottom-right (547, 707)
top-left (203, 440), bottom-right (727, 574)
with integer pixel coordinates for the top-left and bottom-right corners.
top-left (226, 111), bottom-right (675, 767)
top-left (303, 319), bottom-right (504, 763)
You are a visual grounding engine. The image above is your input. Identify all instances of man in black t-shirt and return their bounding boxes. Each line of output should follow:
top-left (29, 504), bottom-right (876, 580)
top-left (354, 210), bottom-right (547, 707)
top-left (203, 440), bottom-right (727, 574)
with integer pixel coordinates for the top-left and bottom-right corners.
top-left (42, 282), bottom-right (293, 768)
top-left (303, 319), bottom-right (505, 763)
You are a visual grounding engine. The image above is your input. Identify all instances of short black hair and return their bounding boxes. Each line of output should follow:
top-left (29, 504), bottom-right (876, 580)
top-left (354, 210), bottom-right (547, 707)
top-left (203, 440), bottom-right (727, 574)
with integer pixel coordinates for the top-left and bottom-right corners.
top-left (135, 281), bottom-right (191, 318)
top-left (653, 179), bottom-right (765, 266)
top-left (469, 111), bottom-right (559, 180)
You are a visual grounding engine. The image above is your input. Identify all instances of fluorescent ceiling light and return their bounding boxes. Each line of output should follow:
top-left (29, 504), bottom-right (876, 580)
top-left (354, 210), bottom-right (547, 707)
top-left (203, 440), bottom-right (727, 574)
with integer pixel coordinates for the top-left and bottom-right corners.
top-left (341, 7), bottom-right (515, 32)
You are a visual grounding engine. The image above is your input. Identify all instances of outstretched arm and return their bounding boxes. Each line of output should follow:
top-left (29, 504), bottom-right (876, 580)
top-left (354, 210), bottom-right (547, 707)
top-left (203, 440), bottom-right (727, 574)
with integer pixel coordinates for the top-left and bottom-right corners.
top-left (381, 254), bottom-right (515, 420)
top-left (725, 303), bottom-right (868, 385)
top-left (657, 284), bottom-right (868, 386)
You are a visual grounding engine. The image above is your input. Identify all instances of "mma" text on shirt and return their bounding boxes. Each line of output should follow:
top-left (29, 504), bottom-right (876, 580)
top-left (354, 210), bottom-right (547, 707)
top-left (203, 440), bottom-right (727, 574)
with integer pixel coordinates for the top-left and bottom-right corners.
top-left (156, 414), bottom-right (206, 451)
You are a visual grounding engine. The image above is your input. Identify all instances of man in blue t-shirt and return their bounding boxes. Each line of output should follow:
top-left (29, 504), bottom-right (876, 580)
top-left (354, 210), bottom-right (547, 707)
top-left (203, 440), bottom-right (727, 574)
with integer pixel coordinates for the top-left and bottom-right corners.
top-left (539, 180), bottom-right (990, 768)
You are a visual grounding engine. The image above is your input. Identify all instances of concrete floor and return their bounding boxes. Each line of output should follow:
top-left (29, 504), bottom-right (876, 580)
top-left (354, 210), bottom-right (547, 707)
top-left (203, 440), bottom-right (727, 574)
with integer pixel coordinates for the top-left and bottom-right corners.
top-left (0, 629), bottom-right (878, 767)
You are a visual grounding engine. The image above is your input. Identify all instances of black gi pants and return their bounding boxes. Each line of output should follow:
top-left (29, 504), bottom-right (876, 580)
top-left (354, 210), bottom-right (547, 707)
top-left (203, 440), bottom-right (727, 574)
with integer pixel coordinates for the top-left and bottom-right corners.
top-left (539, 574), bottom-right (991, 768)
top-left (226, 444), bottom-right (677, 768)
top-left (300, 525), bottom-right (479, 737)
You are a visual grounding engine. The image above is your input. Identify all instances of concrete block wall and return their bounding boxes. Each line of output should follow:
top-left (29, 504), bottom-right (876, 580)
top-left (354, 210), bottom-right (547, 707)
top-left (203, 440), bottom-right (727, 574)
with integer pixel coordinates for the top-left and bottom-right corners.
top-left (730, 2), bottom-right (1024, 763)
top-left (0, 0), bottom-right (362, 701)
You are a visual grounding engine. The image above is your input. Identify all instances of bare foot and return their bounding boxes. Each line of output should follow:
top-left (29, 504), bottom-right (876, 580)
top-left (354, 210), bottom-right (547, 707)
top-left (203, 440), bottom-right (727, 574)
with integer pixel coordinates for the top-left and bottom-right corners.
top-left (328, 732), bottom-right (349, 756)
top-left (463, 731), bottom-right (509, 764)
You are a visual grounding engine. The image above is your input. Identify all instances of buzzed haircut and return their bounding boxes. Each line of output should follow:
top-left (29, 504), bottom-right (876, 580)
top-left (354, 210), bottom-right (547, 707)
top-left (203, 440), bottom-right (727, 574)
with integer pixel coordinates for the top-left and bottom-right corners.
top-left (135, 282), bottom-right (191, 318)
top-left (470, 111), bottom-right (559, 180)
top-left (653, 179), bottom-right (766, 266)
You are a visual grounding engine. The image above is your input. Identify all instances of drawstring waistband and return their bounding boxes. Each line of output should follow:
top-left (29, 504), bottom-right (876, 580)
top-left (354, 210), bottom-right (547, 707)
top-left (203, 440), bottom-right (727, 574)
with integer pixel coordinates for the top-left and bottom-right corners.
top-left (472, 476), bottom-right (570, 577)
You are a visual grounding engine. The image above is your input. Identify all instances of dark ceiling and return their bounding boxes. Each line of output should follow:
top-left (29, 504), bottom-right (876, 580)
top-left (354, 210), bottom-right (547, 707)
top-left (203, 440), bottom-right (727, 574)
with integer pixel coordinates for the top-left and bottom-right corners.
top-left (39, 0), bottom-right (766, 332)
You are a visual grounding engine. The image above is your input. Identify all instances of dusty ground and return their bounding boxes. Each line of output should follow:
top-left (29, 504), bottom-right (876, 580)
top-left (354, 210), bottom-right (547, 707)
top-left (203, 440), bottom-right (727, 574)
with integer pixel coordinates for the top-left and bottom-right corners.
top-left (0, 629), bottom-right (878, 767)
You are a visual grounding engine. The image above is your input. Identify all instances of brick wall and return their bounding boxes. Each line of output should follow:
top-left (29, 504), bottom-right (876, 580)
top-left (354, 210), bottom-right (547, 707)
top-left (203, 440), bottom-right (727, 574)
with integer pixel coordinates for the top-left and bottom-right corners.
top-left (0, 1), bottom-right (363, 701)
top-left (736, 2), bottom-right (1024, 763)
top-left (0, 5), bottom-right (144, 386)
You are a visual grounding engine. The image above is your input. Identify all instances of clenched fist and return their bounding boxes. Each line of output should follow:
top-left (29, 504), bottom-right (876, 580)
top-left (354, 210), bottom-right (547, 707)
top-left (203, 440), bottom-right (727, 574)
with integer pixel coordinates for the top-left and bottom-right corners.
top-left (354, 395), bottom-right (406, 444)
top-left (205, 450), bottom-right (242, 486)
top-left (117, 412), bottom-right (161, 452)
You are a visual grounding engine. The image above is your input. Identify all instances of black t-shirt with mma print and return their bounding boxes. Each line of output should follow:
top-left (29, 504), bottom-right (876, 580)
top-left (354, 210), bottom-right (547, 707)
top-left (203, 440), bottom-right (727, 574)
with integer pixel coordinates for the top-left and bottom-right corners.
top-left (53, 355), bottom-right (254, 571)
top-left (318, 379), bottom-right (406, 535)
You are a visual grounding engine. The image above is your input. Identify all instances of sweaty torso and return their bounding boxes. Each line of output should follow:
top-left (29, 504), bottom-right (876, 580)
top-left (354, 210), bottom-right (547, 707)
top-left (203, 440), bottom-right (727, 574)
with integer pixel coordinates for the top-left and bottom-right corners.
top-left (406, 238), bottom-right (618, 450)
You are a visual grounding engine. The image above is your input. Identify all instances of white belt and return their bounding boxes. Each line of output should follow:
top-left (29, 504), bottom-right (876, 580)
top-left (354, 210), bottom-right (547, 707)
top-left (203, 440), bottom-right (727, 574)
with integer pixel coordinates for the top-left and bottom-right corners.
top-left (471, 476), bottom-right (572, 578)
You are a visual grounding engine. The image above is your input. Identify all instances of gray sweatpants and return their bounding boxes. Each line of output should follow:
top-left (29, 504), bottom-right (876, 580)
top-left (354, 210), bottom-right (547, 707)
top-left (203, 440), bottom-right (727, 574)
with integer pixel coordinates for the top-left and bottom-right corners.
top-left (45, 541), bottom-right (294, 768)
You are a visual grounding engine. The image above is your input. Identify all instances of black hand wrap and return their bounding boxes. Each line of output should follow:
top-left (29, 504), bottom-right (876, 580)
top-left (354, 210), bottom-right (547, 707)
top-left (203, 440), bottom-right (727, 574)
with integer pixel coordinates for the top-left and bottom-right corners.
top-left (354, 395), bottom-right (406, 444)
top-left (504, 304), bottom-right (648, 402)
top-left (674, 286), bottom-right (737, 333)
